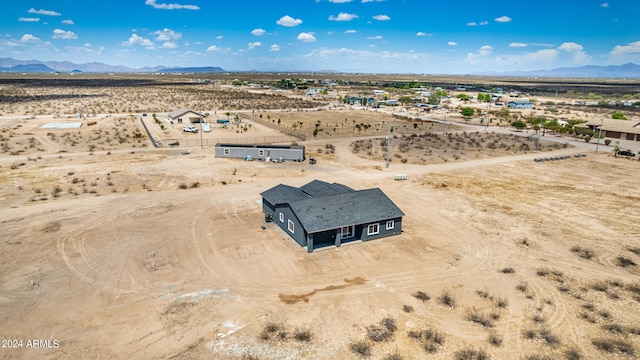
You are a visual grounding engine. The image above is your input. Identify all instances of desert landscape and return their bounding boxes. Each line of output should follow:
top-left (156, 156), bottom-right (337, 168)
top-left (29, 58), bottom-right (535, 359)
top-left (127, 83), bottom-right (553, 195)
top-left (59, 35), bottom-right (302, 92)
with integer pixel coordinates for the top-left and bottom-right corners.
top-left (1, 74), bottom-right (639, 360)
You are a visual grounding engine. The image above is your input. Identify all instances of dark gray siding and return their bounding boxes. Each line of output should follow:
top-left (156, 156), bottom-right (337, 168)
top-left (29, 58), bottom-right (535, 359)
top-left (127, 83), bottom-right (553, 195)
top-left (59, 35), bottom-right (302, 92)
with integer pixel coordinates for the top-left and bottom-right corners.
top-left (358, 217), bottom-right (403, 241)
top-left (273, 205), bottom-right (307, 247)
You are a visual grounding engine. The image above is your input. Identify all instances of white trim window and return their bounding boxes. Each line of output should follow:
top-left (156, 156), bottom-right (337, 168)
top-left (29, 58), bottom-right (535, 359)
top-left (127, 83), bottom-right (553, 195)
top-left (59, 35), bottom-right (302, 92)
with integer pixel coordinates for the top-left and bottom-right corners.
top-left (223, 148), bottom-right (230, 155)
top-left (367, 223), bottom-right (379, 236)
top-left (341, 225), bottom-right (354, 239)
top-left (279, 212), bottom-right (284, 223)
top-left (386, 220), bottom-right (394, 230)
top-left (288, 219), bottom-right (295, 233)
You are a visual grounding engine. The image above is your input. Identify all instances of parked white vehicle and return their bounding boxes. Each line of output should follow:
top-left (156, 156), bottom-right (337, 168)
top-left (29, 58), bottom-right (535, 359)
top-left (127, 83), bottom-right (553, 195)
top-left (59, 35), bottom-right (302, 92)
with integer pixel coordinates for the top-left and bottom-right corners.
top-left (182, 126), bottom-right (198, 133)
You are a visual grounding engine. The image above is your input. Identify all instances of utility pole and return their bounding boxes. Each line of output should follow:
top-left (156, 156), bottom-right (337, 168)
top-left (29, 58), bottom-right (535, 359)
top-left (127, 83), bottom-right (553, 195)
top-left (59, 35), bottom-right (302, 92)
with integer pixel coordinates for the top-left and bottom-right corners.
top-left (442, 110), bottom-right (447, 135)
top-left (536, 114), bottom-right (543, 151)
top-left (386, 121), bottom-right (390, 168)
top-left (485, 102), bottom-right (490, 132)
top-left (595, 114), bottom-right (603, 152)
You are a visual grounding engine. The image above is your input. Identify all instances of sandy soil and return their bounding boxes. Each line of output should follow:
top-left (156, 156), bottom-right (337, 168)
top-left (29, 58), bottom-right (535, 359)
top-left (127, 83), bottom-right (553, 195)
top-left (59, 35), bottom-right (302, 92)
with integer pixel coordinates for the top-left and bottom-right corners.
top-left (1, 79), bottom-right (639, 360)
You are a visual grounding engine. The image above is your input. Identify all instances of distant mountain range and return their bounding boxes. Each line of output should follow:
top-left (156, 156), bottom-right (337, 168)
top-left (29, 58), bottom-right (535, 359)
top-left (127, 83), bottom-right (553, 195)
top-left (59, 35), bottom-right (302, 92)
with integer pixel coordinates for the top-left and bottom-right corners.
top-left (0, 58), bottom-right (224, 74)
top-left (1, 57), bottom-right (639, 78)
top-left (471, 63), bottom-right (640, 79)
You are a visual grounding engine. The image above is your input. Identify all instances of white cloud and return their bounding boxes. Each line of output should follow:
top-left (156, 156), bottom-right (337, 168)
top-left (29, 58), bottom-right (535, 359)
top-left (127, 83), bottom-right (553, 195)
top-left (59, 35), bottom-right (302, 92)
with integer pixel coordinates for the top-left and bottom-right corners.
top-left (277, 15), bottom-right (303, 27)
top-left (122, 34), bottom-right (155, 48)
top-left (467, 22), bottom-right (478, 26)
top-left (62, 19), bottom-right (74, 25)
top-left (509, 42), bottom-right (527, 48)
top-left (216, 35), bottom-right (223, 40)
top-left (372, 14), bottom-right (390, 21)
top-left (18, 17), bottom-right (40, 22)
top-left (367, 35), bottom-right (383, 40)
top-left (53, 29), bottom-right (78, 40)
top-left (479, 21), bottom-right (488, 25)
top-left (601, 3), bottom-right (609, 8)
top-left (344, 29), bottom-right (357, 34)
top-left (479, 45), bottom-right (493, 54)
top-left (153, 28), bottom-right (182, 41)
top-left (248, 41), bottom-right (262, 50)
top-left (610, 40), bottom-right (640, 57)
top-left (558, 42), bottom-right (582, 52)
top-left (416, 32), bottom-right (428, 37)
top-left (270, 44), bottom-right (280, 52)
top-left (144, 0), bottom-right (200, 10)
top-left (297, 32), bottom-right (316, 42)
top-left (329, 13), bottom-right (359, 21)
top-left (28, 8), bottom-right (61, 16)
top-left (206, 45), bottom-right (222, 52)
top-left (20, 34), bottom-right (41, 43)
top-left (161, 41), bottom-right (178, 49)
top-left (495, 16), bottom-right (512, 23)
top-left (251, 28), bottom-right (266, 36)
top-left (448, 41), bottom-right (457, 46)
top-left (329, 0), bottom-right (353, 2)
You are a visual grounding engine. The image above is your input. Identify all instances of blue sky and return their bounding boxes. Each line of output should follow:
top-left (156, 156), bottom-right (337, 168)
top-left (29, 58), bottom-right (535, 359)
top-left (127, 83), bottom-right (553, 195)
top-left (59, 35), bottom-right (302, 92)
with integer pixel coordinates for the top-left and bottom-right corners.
top-left (1, 0), bottom-right (639, 73)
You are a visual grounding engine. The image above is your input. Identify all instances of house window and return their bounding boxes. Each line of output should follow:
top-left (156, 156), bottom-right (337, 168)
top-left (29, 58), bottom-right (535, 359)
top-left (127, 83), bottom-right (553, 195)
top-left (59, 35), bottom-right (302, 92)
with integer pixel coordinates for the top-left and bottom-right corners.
top-left (341, 225), bottom-right (354, 239)
top-left (288, 219), bottom-right (295, 233)
top-left (386, 220), bottom-right (394, 230)
top-left (259, 149), bottom-right (265, 156)
top-left (279, 212), bottom-right (284, 223)
top-left (367, 223), bottom-right (379, 236)
top-left (223, 148), bottom-right (230, 155)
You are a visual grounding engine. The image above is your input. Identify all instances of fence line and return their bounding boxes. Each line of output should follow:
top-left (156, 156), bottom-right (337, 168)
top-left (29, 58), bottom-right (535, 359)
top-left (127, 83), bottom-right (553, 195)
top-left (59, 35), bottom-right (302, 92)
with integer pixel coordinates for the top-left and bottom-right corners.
top-left (158, 136), bottom-right (297, 148)
top-left (139, 116), bottom-right (162, 148)
top-left (240, 113), bottom-right (307, 141)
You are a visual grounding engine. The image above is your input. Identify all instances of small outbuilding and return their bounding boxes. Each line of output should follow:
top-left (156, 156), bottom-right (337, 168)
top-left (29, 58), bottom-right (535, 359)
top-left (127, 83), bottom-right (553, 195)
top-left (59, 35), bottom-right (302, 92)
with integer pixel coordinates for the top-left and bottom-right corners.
top-left (507, 101), bottom-right (534, 109)
top-left (169, 108), bottom-right (205, 124)
top-left (261, 180), bottom-right (404, 252)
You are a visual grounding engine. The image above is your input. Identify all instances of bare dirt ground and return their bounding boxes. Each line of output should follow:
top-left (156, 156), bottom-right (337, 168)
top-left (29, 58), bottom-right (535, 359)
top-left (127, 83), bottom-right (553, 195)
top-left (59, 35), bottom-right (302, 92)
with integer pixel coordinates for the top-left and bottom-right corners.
top-left (1, 76), bottom-right (639, 360)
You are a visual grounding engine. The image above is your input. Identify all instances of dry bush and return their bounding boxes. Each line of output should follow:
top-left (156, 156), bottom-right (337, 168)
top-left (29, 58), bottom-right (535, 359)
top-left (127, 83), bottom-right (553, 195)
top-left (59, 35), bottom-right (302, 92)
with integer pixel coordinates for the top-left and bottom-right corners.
top-left (412, 291), bottom-right (430, 302)
top-left (570, 246), bottom-right (595, 260)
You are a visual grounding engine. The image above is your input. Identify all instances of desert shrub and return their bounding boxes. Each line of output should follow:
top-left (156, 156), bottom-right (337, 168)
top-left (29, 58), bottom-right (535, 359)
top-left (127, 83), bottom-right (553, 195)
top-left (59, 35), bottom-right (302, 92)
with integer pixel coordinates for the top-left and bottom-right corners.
top-left (402, 305), bottom-right (414, 313)
top-left (178, 183), bottom-right (188, 189)
top-left (438, 290), bottom-right (456, 308)
top-left (564, 348), bottom-right (582, 360)
top-left (488, 332), bottom-right (503, 347)
top-left (382, 351), bottom-right (404, 360)
top-left (293, 328), bottom-right (312, 342)
top-left (516, 282), bottom-right (529, 293)
top-left (570, 246), bottom-right (594, 259)
top-left (466, 309), bottom-right (494, 328)
top-left (413, 291), bottom-right (430, 302)
top-left (592, 337), bottom-right (635, 356)
top-left (494, 296), bottom-right (508, 309)
top-left (628, 247), bottom-right (640, 256)
top-left (350, 340), bottom-right (372, 357)
top-left (616, 256), bottom-right (636, 267)
top-left (523, 328), bottom-right (560, 347)
top-left (367, 318), bottom-right (396, 342)
top-left (190, 181), bottom-right (200, 188)
top-left (454, 347), bottom-right (489, 360)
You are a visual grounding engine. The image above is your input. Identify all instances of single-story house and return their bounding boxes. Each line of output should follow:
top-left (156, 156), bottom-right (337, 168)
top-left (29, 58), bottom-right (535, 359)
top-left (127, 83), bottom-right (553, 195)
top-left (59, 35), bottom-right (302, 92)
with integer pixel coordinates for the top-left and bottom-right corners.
top-left (214, 143), bottom-right (305, 162)
top-left (507, 101), bottom-right (534, 109)
top-left (168, 108), bottom-right (205, 124)
top-left (579, 118), bottom-right (640, 142)
top-left (261, 180), bottom-right (405, 252)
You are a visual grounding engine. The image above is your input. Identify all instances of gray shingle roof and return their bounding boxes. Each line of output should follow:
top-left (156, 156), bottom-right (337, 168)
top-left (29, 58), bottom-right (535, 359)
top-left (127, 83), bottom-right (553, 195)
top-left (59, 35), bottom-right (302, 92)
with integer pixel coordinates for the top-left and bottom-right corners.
top-left (300, 180), bottom-right (354, 197)
top-left (260, 184), bottom-right (309, 205)
top-left (168, 108), bottom-right (203, 119)
top-left (289, 188), bottom-right (405, 233)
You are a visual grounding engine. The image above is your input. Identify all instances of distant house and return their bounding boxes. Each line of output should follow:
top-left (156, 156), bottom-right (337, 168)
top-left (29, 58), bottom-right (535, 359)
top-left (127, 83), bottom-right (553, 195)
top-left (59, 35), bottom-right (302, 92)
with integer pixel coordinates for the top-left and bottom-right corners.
top-left (261, 180), bottom-right (404, 252)
top-left (214, 143), bottom-right (305, 162)
top-left (168, 108), bottom-right (205, 124)
top-left (507, 101), bottom-right (533, 109)
top-left (579, 118), bottom-right (640, 142)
